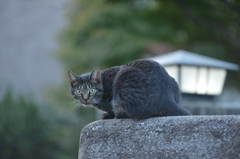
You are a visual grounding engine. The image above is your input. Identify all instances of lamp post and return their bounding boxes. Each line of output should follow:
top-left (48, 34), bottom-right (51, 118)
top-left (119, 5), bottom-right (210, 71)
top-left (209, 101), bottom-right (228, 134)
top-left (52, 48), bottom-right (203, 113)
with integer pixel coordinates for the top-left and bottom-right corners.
top-left (148, 50), bottom-right (239, 96)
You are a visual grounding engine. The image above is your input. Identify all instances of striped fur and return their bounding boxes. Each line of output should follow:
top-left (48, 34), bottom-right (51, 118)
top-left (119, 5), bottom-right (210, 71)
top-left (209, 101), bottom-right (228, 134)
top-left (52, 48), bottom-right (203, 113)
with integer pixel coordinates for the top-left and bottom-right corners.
top-left (68, 59), bottom-right (191, 119)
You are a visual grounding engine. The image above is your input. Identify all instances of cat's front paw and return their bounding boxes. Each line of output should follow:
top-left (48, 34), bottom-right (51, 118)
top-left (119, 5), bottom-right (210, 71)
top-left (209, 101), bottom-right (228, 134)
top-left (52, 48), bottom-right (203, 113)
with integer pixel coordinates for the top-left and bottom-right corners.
top-left (102, 112), bottom-right (115, 119)
top-left (115, 112), bottom-right (130, 119)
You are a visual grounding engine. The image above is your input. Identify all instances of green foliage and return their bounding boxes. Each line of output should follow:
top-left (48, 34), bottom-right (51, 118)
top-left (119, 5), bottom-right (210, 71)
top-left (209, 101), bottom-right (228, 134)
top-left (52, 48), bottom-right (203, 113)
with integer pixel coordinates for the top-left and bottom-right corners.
top-left (58, 0), bottom-right (240, 75)
top-left (0, 90), bottom-right (94, 159)
top-left (0, 92), bottom-right (56, 158)
top-left (58, 0), bottom-right (152, 73)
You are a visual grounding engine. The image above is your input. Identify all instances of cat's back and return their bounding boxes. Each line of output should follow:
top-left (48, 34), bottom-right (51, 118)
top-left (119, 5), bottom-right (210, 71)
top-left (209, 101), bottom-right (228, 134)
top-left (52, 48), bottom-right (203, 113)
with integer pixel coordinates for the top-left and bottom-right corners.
top-left (126, 59), bottom-right (169, 78)
top-left (127, 59), bottom-right (159, 69)
top-left (104, 59), bottom-right (163, 77)
top-left (104, 59), bottom-right (175, 88)
top-left (126, 59), bottom-right (180, 101)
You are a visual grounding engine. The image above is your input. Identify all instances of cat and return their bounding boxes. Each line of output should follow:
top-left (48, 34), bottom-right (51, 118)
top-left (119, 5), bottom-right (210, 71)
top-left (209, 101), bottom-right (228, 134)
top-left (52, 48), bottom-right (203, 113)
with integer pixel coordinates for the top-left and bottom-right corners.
top-left (67, 59), bottom-right (191, 120)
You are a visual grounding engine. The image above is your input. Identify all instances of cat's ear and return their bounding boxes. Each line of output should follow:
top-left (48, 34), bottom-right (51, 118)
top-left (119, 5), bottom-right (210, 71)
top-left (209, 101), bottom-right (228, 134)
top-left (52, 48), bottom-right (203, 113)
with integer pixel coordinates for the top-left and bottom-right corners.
top-left (90, 67), bottom-right (101, 83)
top-left (68, 71), bottom-right (79, 86)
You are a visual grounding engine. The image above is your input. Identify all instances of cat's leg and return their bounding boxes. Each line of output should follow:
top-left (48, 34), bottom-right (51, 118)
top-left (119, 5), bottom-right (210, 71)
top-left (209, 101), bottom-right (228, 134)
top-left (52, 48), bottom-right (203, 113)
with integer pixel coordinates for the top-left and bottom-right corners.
top-left (114, 105), bottom-right (129, 119)
top-left (112, 95), bottom-right (130, 119)
top-left (115, 113), bottom-right (129, 119)
top-left (102, 111), bottom-right (115, 119)
top-left (113, 67), bottom-right (149, 119)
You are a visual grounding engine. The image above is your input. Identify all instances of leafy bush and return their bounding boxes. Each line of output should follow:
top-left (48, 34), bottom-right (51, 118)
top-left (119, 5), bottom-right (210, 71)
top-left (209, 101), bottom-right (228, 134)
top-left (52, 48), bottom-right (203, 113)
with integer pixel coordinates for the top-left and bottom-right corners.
top-left (58, 0), bottom-right (240, 87)
top-left (0, 90), bottom-right (90, 159)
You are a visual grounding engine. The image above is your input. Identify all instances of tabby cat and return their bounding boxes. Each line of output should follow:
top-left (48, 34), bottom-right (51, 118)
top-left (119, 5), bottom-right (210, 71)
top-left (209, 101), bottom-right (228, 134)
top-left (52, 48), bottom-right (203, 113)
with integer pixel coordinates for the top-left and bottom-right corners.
top-left (68, 59), bottom-right (191, 119)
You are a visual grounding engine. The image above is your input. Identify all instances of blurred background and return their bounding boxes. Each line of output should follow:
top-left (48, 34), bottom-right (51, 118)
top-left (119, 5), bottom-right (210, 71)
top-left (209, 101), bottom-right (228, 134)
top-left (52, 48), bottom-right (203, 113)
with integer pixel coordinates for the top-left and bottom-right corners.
top-left (1, 0), bottom-right (240, 158)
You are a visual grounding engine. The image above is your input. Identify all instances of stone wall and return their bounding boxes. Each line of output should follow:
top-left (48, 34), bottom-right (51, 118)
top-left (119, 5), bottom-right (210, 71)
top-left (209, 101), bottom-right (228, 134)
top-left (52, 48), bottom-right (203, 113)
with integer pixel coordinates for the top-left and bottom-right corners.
top-left (79, 115), bottom-right (240, 159)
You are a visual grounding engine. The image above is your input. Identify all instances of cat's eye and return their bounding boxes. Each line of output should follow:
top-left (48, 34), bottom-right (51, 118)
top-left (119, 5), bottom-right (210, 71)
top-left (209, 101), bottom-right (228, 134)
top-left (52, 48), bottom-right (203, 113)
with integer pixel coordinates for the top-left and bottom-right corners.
top-left (89, 89), bottom-right (95, 94)
top-left (75, 90), bottom-right (82, 95)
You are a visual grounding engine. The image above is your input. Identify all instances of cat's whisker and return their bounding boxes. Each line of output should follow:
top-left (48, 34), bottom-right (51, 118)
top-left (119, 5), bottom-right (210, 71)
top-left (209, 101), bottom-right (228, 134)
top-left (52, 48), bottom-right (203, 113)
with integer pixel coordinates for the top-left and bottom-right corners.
top-left (69, 107), bottom-right (77, 116)
top-left (67, 105), bottom-right (75, 116)
top-left (68, 106), bottom-right (78, 116)
top-left (67, 101), bottom-right (81, 116)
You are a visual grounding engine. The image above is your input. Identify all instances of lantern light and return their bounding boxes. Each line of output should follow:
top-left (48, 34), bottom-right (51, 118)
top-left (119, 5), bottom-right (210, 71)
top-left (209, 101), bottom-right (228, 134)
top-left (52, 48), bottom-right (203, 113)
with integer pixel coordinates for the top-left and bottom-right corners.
top-left (148, 50), bottom-right (239, 96)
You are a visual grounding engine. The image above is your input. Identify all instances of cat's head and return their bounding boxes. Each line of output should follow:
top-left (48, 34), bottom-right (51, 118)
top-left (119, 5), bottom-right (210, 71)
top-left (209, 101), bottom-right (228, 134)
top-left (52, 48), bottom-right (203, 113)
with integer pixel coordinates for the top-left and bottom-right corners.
top-left (67, 68), bottom-right (104, 106)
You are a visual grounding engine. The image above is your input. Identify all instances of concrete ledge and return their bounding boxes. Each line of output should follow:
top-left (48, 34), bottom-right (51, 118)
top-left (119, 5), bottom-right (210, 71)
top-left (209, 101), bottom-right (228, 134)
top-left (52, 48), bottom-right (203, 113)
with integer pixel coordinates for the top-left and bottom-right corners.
top-left (78, 116), bottom-right (240, 159)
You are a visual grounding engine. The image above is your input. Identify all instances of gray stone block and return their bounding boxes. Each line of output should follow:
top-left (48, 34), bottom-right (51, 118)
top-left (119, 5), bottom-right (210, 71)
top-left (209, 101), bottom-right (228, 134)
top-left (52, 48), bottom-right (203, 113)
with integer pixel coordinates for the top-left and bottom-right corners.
top-left (78, 116), bottom-right (240, 159)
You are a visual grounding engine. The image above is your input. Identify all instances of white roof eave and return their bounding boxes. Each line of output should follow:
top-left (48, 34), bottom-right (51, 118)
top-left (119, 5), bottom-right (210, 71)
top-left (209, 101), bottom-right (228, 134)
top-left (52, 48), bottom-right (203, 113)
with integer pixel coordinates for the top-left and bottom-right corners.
top-left (148, 50), bottom-right (239, 71)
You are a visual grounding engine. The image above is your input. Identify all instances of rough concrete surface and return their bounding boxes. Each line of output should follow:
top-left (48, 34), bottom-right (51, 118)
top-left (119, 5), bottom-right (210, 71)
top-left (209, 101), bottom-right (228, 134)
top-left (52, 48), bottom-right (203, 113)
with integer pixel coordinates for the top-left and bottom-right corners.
top-left (79, 115), bottom-right (240, 159)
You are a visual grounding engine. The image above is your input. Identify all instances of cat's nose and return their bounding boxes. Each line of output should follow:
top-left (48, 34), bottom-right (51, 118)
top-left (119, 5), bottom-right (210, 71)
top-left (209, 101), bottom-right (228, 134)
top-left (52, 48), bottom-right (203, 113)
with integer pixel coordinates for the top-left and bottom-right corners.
top-left (82, 94), bottom-right (89, 102)
top-left (83, 97), bottom-right (89, 102)
top-left (83, 98), bottom-right (88, 102)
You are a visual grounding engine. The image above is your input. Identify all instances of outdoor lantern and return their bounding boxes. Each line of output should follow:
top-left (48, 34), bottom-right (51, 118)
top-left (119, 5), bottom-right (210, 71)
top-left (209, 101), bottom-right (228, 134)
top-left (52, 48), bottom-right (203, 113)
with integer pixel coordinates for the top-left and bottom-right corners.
top-left (148, 50), bottom-right (239, 96)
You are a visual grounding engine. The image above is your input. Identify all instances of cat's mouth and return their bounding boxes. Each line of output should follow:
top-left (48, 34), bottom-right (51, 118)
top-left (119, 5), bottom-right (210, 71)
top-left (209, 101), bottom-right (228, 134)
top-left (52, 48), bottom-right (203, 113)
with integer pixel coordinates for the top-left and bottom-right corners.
top-left (80, 101), bottom-right (90, 107)
top-left (82, 104), bottom-right (88, 107)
